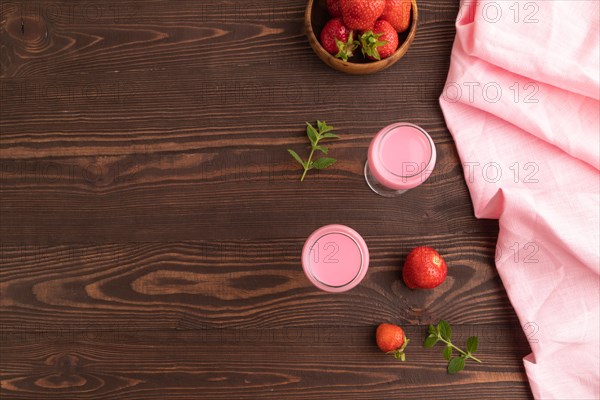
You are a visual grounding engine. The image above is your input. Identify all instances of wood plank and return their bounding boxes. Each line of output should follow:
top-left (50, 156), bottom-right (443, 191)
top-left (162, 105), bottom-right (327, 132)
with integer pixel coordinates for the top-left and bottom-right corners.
top-left (0, 326), bottom-right (533, 399)
top-left (1, 0), bottom-right (458, 159)
top-left (0, 144), bottom-right (497, 244)
top-left (0, 234), bottom-right (515, 330)
top-left (1, 1), bottom-right (457, 79)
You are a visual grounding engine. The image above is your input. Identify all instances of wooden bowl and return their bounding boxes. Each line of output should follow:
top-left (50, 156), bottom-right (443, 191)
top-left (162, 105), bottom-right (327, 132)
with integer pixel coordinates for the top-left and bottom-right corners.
top-left (305, 0), bottom-right (418, 75)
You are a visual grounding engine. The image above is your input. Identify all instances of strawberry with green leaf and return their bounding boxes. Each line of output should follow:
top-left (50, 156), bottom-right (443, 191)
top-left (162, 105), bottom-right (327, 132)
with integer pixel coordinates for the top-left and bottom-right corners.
top-left (360, 19), bottom-right (399, 60)
top-left (288, 121), bottom-right (340, 181)
top-left (320, 18), bottom-right (359, 61)
top-left (376, 323), bottom-right (410, 361)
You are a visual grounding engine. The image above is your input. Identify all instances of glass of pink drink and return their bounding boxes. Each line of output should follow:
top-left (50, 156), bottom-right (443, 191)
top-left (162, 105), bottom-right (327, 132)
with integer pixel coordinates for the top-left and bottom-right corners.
top-left (365, 123), bottom-right (437, 197)
top-left (302, 225), bottom-right (369, 293)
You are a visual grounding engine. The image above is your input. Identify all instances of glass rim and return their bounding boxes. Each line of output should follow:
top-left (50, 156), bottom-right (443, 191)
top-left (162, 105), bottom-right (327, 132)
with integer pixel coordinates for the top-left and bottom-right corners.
top-left (376, 123), bottom-right (434, 179)
top-left (307, 232), bottom-right (364, 289)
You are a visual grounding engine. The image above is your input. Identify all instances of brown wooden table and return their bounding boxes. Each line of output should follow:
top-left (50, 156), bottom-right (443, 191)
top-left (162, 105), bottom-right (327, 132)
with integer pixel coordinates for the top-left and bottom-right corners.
top-left (0, 1), bottom-right (533, 398)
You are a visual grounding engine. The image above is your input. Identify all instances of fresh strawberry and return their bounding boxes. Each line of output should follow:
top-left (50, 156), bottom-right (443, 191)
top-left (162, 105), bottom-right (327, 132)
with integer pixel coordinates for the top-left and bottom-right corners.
top-left (340, 0), bottom-right (385, 31)
top-left (326, 0), bottom-right (342, 17)
top-left (376, 323), bottom-right (410, 361)
top-left (381, 0), bottom-right (412, 32)
top-left (359, 19), bottom-right (398, 60)
top-left (402, 246), bottom-right (448, 289)
top-left (320, 18), bottom-right (359, 61)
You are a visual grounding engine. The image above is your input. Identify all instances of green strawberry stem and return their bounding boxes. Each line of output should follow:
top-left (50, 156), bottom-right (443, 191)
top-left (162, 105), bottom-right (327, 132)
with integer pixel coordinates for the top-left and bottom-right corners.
top-left (359, 31), bottom-right (387, 61)
top-left (335, 31), bottom-right (359, 62)
top-left (438, 337), bottom-right (482, 363)
top-left (387, 337), bottom-right (410, 362)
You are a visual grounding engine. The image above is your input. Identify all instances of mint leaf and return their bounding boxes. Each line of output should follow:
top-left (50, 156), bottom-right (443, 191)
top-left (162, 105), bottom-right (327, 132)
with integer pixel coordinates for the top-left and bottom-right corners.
top-left (319, 122), bottom-right (334, 134)
top-left (438, 320), bottom-right (452, 341)
top-left (443, 345), bottom-right (452, 360)
top-left (314, 145), bottom-right (328, 154)
top-left (423, 334), bottom-right (438, 348)
top-left (467, 336), bottom-right (478, 354)
top-left (317, 120), bottom-right (324, 132)
top-left (448, 357), bottom-right (465, 374)
top-left (306, 122), bottom-right (318, 145)
top-left (320, 132), bottom-right (340, 139)
top-left (287, 149), bottom-right (305, 168)
top-left (312, 157), bottom-right (336, 170)
top-left (428, 324), bottom-right (436, 335)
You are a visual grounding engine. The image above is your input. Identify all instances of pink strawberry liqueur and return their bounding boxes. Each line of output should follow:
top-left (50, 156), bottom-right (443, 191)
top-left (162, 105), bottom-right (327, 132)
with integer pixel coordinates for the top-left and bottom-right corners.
top-left (365, 123), bottom-right (437, 195)
top-left (301, 225), bottom-right (369, 292)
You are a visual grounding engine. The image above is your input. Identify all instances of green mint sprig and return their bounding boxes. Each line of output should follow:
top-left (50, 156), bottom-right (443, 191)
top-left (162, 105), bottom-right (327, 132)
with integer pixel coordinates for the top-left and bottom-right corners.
top-left (288, 120), bottom-right (339, 182)
top-left (424, 320), bottom-right (482, 374)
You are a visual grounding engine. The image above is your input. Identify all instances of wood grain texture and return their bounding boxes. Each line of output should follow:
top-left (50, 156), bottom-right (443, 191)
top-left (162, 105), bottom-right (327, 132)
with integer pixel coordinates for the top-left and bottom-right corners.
top-left (1, 327), bottom-right (532, 400)
top-left (0, 0), bottom-right (533, 398)
top-left (0, 234), bottom-right (515, 330)
top-left (0, 145), bottom-right (497, 244)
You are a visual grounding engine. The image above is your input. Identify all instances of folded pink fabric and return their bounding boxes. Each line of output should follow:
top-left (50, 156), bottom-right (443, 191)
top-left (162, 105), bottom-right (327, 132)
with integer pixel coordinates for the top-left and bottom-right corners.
top-left (440, 1), bottom-right (600, 398)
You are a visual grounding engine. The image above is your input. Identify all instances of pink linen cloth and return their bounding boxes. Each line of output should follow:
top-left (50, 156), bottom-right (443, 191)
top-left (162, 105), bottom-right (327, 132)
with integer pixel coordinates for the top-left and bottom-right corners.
top-left (440, 1), bottom-right (600, 398)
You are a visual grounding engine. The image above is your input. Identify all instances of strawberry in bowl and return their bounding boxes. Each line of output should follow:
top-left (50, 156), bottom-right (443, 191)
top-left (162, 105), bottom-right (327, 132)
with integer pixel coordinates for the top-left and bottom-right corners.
top-left (381, 0), bottom-right (412, 33)
top-left (326, 0), bottom-right (343, 17)
top-left (320, 18), bottom-right (359, 61)
top-left (360, 19), bottom-right (399, 60)
top-left (340, 0), bottom-right (385, 31)
top-left (307, 0), bottom-right (418, 74)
